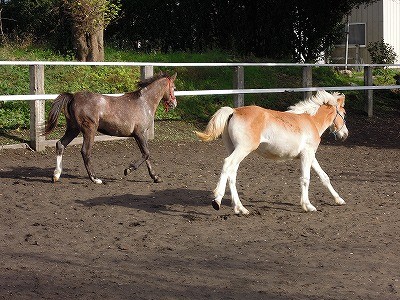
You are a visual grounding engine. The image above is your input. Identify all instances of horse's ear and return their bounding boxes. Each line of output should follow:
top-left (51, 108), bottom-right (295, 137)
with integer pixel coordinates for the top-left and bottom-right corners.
top-left (170, 73), bottom-right (177, 81)
top-left (338, 94), bottom-right (345, 107)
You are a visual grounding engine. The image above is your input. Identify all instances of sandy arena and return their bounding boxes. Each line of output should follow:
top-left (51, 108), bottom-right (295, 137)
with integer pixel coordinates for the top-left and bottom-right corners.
top-left (0, 113), bottom-right (399, 299)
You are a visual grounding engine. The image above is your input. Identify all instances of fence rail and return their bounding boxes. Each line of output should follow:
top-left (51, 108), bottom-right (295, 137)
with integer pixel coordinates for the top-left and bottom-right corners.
top-left (1, 61), bottom-right (399, 151)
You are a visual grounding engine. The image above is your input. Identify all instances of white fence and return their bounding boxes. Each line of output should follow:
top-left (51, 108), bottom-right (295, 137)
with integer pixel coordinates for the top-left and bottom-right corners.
top-left (1, 61), bottom-right (399, 151)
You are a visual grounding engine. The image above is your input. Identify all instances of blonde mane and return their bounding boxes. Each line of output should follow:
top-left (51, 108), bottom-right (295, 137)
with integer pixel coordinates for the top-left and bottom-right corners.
top-left (287, 90), bottom-right (342, 115)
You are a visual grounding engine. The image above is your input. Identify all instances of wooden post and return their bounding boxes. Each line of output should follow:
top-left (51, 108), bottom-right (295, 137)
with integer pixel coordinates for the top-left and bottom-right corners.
top-left (140, 66), bottom-right (155, 139)
top-left (364, 66), bottom-right (373, 117)
top-left (29, 64), bottom-right (46, 151)
top-left (140, 65), bottom-right (153, 81)
top-left (233, 66), bottom-right (244, 107)
top-left (302, 66), bottom-right (312, 100)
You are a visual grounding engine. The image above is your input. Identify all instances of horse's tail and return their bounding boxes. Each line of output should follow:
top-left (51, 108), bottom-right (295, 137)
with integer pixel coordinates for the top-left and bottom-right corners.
top-left (195, 106), bottom-right (234, 141)
top-left (45, 93), bottom-right (74, 135)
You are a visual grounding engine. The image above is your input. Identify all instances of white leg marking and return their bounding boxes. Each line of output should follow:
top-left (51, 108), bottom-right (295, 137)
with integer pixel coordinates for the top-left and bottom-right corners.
top-left (91, 177), bottom-right (103, 184)
top-left (312, 159), bottom-right (345, 205)
top-left (214, 168), bottom-right (229, 202)
top-left (228, 168), bottom-right (249, 215)
top-left (300, 151), bottom-right (317, 212)
top-left (300, 176), bottom-right (317, 212)
top-left (53, 154), bottom-right (63, 182)
top-left (214, 147), bottom-right (251, 214)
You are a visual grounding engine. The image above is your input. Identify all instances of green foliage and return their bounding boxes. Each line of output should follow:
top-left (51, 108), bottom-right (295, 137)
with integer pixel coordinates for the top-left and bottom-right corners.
top-left (1, 0), bottom-right (67, 48)
top-left (367, 40), bottom-right (399, 85)
top-left (3, 0), bottom-right (379, 61)
top-left (367, 39), bottom-right (398, 64)
top-left (64, 0), bottom-right (121, 33)
top-left (0, 46), bottom-right (398, 130)
top-left (107, 0), bottom-right (378, 62)
top-left (0, 101), bottom-right (30, 129)
top-left (372, 68), bottom-right (398, 86)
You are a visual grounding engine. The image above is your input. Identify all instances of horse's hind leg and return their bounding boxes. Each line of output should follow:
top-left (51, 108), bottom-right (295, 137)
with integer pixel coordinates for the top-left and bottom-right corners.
top-left (81, 129), bottom-right (102, 184)
top-left (144, 159), bottom-right (162, 183)
top-left (214, 146), bottom-right (251, 215)
top-left (311, 158), bottom-right (345, 206)
top-left (53, 127), bottom-right (80, 182)
top-left (124, 133), bottom-right (161, 183)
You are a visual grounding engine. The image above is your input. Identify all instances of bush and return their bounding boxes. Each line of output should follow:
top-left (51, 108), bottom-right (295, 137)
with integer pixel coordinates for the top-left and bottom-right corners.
top-left (367, 39), bottom-right (397, 64)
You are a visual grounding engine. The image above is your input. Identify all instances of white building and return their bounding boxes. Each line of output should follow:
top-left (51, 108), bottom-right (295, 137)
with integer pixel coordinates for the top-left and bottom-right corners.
top-left (333, 0), bottom-right (400, 64)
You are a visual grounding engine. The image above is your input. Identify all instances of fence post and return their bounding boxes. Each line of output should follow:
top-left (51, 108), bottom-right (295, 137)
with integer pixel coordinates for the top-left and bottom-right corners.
top-left (140, 65), bottom-right (155, 139)
top-left (29, 64), bottom-right (46, 151)
top-left (302, 66), bottom-right (312, 100)
top-left (364, 66), bottom-right (373, 117)
top-left (140, 65), bottom-right (154, 81)
top-left (233, 66), bottom-right (244, 107)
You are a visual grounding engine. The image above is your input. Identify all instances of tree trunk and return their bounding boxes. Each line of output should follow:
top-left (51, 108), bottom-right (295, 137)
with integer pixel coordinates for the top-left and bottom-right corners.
top-left (73, 28), bottom-right (104, 62)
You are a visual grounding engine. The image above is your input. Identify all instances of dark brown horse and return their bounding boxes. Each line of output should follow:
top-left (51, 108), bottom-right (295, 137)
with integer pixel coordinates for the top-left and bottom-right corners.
top-left (45, 72), bottom-right (177, 184)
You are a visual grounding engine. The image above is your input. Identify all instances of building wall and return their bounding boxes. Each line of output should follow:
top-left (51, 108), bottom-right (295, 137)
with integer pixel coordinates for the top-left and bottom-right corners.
top-left (383, 0), bottom-right (400, 63)
top-left (332, 0), bottom-right (400, 64)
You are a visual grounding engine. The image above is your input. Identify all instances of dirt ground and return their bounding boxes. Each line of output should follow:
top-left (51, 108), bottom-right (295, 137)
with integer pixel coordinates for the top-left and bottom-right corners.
top-left (0, 112), bottom-right (399, 300)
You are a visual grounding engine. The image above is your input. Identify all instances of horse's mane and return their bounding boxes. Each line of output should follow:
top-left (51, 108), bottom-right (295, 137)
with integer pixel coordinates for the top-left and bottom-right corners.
top-left (138, 72), bottom-right (169, 89)
top-left (128, 72), bottom-right (170, 98)
top-left (287, 90), bottom-right (342, 115)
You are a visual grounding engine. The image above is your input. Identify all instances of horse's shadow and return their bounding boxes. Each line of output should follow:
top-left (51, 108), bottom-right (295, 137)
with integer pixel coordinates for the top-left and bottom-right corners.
top-left (75, 188), bottom-right (213, 216)
top-left (258, 201), bottom-right (298, 212)
top-left (0, 165), bottom-right (140, 184)
top-left (0, 166), bottom-right (88, 184)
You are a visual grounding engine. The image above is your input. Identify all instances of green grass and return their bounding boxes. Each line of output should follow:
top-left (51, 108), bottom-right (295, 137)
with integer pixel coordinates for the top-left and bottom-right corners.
top-left (0, 45), bottom-right (399, 131)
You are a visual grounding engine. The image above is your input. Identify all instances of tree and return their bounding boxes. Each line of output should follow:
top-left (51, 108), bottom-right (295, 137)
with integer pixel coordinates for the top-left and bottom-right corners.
top-left (1, 0), bottom-right (65, 46)
top-left (107, 0), bottom-right (377, 61)
top-left (64, 0), bottom-right (120, 61)
top-left (2, 0), bottom-right (379, 62)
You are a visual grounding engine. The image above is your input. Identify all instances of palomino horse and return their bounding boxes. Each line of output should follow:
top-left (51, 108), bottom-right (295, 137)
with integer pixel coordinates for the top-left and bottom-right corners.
top-left (196, 90), bottom-right (348, 214)
top-left (45, 72), bottom-right (177, 184)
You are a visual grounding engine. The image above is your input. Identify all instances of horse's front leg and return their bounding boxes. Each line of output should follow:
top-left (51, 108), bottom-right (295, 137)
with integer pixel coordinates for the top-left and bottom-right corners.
top-left (300, 151), bottom-right (317, 212)
top-left (124, 134), bottom-right (161, 183)
top-left (311, 158), bottom-right (346, 206)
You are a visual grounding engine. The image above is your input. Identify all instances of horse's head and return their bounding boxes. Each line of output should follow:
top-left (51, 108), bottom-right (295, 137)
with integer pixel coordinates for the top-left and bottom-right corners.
top-left (330, 94), bottom-right (348, 141)
top-left (162, 73), bottom-right (177, 112)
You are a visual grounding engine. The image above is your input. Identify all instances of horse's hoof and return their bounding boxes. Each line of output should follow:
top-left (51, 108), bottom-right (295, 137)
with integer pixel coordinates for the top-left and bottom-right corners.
top-left (92, 178), bottom-right (103, 184)
top-left (335, 197), bottom-right (346, 205)
top-left (52, 176), bottom-right (58, 183)
top-left (212, 200), bottom-right (220, 210)
top-left (124, 168), bottom-right (131, 176)
top-left (302, 204), bottom-right (317, 212)
top-left (234, 206), bottom-right (250, 215)
top-left (53, 172), bottom-right (61, 183)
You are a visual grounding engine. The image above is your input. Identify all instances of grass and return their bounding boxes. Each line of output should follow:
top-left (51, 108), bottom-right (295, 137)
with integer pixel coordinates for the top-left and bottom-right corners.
top-left (0, 45), bottom-right (399, 145)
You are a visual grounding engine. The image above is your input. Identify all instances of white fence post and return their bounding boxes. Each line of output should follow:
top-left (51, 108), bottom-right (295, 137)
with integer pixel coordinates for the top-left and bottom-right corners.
top-left (140, 65), bottom-right (154, 81)
top-left (233, 66), bottom-right (244, 107)
top-left (29, 64), bottom-right (46, 151)
top-left (302, 66), bottom-right (312, 100)
top-left (364, 66), bottom-right (373, 117)
top-left (140, 65), bottom-right (155, 139)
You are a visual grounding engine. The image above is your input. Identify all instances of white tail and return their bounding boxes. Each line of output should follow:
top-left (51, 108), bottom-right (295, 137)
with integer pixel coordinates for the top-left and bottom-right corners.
top-left (195, 106), bottom-right (234, 141)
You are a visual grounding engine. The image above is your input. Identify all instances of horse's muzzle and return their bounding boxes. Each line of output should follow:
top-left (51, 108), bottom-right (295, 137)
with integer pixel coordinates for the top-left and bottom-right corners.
top-left (336, 127), bottom-right (349, 141)
top-left (169, 99), bottom-right (177, 109)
